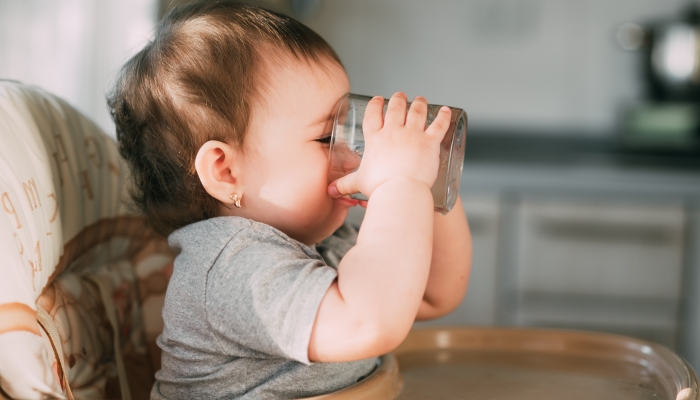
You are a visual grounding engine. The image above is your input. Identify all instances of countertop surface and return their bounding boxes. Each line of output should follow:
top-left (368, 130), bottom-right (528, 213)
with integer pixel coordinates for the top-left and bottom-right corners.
top-left (461, 133), bottom-right (700, 198)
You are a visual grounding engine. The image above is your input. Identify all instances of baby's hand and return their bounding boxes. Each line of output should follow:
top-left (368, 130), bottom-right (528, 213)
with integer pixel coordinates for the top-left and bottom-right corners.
top-left (328, 93), bottom-right (451, 199)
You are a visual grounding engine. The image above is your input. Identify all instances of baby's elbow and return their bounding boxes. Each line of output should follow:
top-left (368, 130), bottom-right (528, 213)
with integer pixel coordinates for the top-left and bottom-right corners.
top-left (363, 320), bottom-right (411, 356)
top-left (438, 290), bottom-right (466, 315)
top-left (311, 315), bottom-right (411, 362)
top-left (416, 294), bottom-right (463, 321)
top-left (345, 315), bottom-right (411, 357)
top-left (419, 276), bottom-right (470, 320)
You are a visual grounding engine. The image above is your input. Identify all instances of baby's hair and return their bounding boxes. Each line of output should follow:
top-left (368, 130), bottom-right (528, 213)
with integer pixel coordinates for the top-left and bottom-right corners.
top-left (108, 1), bottom-right (342, 237)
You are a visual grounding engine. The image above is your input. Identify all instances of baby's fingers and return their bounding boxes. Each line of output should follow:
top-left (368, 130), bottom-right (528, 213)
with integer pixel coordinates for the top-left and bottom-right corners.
top-left (405, 96), bottom-right (428, 130)
top-left (426, 106), bottom-right (452, 140)
top-left (384, 92), bottom-right (408, 126)
top-left (363, 96), bottom-right (384, 134)
top-left (328, 173), bottom-right (359, 198)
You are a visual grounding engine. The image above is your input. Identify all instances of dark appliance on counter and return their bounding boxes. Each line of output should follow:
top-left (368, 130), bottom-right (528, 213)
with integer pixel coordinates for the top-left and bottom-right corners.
top-left (619, 4), bottom-right (700, 155)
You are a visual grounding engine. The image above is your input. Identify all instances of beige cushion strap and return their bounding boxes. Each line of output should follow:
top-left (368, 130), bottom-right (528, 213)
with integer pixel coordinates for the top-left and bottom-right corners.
top-left (35, 305), bottom-right (75, 400)
top-left (85, 275), bottom-right (132, 400)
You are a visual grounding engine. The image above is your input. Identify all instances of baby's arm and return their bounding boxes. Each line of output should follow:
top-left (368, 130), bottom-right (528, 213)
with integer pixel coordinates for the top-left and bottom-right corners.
top-left (308, 93), bottom-right (450, 363)
top-left (415, 196), bottom-right (472, 320)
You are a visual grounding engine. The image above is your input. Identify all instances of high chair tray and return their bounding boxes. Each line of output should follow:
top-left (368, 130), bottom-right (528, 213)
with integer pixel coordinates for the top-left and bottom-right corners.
top-left (393, 327), bottom-right (698, 400)
top-left (301, 327), bottom-right (697, 400)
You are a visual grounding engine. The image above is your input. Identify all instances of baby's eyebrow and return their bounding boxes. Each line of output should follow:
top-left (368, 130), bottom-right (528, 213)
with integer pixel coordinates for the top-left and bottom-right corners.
top-left (309, 110), bottom-right (334, 127)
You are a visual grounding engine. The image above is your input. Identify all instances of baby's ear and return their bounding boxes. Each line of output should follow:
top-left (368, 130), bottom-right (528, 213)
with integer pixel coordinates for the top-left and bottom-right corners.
top-left (194, 140), bottom-right (242, 204)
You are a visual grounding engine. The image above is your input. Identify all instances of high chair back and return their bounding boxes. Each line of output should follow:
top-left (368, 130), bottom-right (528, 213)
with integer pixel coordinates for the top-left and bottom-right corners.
top-left (0, 80), bottom-right (173, 399)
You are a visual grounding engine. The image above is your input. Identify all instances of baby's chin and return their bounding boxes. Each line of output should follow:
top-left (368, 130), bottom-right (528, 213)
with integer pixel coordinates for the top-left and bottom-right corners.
top-left (307, 205), bottom-right (349, 245)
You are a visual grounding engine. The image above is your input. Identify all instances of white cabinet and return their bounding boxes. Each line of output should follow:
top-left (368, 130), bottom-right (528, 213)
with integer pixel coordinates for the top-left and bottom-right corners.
top-left (457, 161), bottom-right (700, 362)
top-left (508, 196), bottom-right (686, 347)
top-left (679, 208), bottom-right (700, 367)
top-left (415, 194), bottom-right (688, 349)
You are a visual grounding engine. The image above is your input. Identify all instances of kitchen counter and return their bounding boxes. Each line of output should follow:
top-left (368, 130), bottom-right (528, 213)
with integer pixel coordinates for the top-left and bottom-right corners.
top-left (461, 132), bottom-right (700, 199)
top-left (464, 131), bottom-right (700, 168)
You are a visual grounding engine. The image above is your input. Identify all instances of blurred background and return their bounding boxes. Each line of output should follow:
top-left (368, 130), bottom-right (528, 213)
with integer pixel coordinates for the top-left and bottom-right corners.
top-left (2, 0), bottom-right (699, 370)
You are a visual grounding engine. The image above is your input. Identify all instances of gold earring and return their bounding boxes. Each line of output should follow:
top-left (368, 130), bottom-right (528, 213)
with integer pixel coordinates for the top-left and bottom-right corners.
top-left (229, 193), bottom-right (242, 208)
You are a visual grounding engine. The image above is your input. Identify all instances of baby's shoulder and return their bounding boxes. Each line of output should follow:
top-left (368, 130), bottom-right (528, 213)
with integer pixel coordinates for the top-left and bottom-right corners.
top-left (231, 218), bottom-right (321, 260)
top-left (168, 216), bottom-right (325, 278)
top-left (176, 216), bottom-right (320, 258)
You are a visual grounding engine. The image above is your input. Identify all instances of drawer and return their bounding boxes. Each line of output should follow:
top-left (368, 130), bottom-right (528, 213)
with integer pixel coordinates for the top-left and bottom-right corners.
top-left (510, 196), bottom-right (686, 347)
top-left (514, 197), bottom-right (685, 298)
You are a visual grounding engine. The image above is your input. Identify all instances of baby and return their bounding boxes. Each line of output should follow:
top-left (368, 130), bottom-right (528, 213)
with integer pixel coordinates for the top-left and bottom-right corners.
top-left (108, 2), bottom-right (472, 399)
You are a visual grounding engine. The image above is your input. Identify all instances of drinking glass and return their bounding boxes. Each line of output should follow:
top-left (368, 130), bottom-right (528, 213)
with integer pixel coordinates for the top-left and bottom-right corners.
top-left (329, 93), bottom-right (468, 214)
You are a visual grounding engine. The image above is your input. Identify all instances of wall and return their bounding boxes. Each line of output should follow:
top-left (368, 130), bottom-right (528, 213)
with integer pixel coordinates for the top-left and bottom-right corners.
top-left (0, 0), bottom-right (157, 136)
top-left (306, 0), bottom-right (691, 135)
top-left (1, 0), bottom-right (691, 136)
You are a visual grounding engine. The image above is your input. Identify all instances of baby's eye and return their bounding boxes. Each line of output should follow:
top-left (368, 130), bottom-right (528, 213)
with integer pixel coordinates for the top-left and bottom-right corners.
top-left (315, 135), bottom-right (332, 145)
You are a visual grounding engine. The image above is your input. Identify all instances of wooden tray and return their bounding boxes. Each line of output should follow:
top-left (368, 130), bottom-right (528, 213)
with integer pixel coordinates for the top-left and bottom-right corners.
top-left (394, 328), bottom-right (698, 400)
top-left (302, 327), bottom-right (698, 399)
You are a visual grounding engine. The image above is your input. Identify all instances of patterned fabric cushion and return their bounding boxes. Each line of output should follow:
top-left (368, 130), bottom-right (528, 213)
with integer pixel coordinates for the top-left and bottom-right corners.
top-left (0, 80), bottom-right (173, 399)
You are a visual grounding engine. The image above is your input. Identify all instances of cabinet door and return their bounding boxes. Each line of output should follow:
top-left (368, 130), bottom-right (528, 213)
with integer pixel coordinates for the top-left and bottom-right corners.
top-left (416, 194), bottom-right (500, 327)
top-left (510, 196), bottom-right (685, 347)
top-left (679, 207), bottom-right (700, 370)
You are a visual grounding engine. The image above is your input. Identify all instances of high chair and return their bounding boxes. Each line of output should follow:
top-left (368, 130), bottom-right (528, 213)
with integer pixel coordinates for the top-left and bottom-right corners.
top-left (0, 79), bottom-right (397, 400)
top-left (0, 80), bottom-right (697, 400)
top-left (0, 80), bottom-right (173, 399)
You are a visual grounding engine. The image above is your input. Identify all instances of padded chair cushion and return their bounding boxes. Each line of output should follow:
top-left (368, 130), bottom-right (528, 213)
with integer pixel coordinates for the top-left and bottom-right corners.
top-left (0, 80), bottom-right (173, 399)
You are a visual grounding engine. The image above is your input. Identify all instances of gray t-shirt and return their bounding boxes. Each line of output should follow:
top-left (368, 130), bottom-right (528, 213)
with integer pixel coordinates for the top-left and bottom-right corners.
top-left (151, 216), bottom-right (377, 400)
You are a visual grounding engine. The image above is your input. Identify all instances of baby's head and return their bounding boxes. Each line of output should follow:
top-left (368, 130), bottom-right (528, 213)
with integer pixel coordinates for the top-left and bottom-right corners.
top-left (109, 2), bottom-right (352, 244)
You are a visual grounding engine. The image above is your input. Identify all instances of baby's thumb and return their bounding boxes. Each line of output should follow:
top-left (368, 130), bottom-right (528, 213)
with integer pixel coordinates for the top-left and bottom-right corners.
top-left (328, 173), bottom-right (359, 198)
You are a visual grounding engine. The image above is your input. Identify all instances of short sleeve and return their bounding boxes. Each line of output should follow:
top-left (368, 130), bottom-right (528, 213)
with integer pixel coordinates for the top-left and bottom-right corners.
top-left (204, 235), bottom-right (337, 365)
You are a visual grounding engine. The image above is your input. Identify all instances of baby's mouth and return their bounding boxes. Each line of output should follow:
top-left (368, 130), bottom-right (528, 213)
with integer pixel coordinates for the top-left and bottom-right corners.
top-left (334, 196), bottom-right (360, 207)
